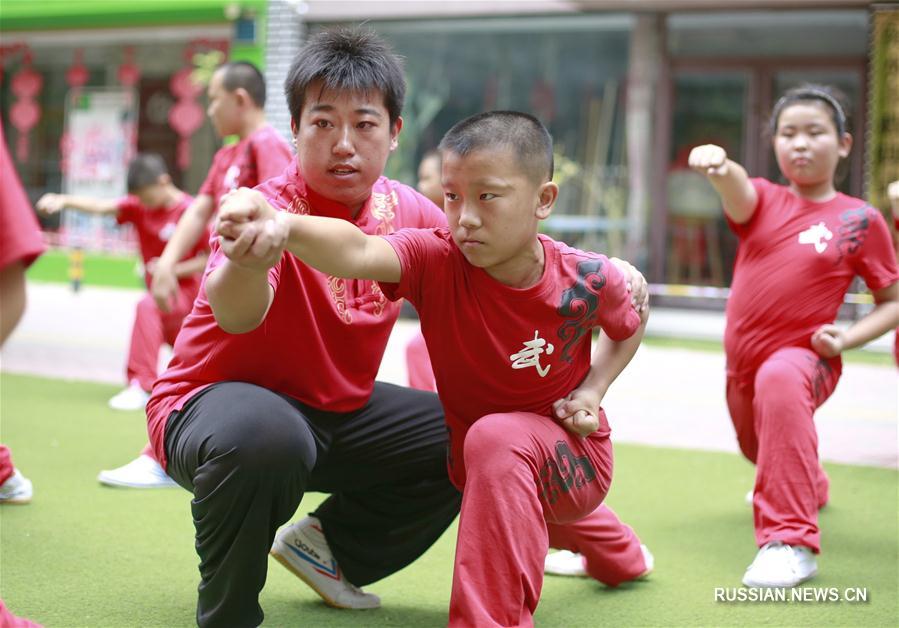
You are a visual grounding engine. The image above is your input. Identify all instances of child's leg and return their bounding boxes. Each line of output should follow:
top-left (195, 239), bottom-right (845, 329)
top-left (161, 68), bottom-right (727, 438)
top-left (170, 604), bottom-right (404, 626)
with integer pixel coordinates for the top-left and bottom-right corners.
top-left (0, 445), bottom-right (13, 484)
top-left (125, 294), bottom-right (166, 391)
top-left (405, 330), bottom-right (436, 392)
top-left (449, 411), bottom-right (612, 628)
top-left (751, 347), bottom-right (839, 552)
top-left (547, 504), bottom-right (647, 586)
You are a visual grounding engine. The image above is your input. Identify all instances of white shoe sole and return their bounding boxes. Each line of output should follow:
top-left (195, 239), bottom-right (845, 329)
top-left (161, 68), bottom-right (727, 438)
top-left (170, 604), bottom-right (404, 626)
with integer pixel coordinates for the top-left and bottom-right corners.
top-left (97, 473), bottom-right (178, 489)
top-left (742, 565), bottom-right (818, 588)
top-left (270, 539), bottom-right (379, 610)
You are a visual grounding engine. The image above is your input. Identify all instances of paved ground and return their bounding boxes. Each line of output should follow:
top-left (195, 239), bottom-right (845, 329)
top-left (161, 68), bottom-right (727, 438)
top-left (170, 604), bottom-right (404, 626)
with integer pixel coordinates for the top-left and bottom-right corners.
top-left (2, 282), bottom-right (897, 468)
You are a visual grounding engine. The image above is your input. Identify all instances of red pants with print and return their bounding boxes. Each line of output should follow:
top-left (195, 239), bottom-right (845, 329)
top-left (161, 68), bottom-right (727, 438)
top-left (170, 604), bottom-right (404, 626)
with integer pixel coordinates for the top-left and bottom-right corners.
top-left (0, 445), bottom-right (14, 485)
top-left (449, 412), bottom-right (647, 628)
top-left (126, 287), bottom-right (196, 392)
top-left (726, 347), bottom-right (840, 553)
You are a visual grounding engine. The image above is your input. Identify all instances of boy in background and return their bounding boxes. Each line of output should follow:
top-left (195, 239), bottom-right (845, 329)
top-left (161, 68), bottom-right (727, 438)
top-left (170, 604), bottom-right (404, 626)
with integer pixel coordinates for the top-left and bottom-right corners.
top-left (150, 61), bottom-right (292, 313)
top-left (37, 154), bottom-right (209, 488)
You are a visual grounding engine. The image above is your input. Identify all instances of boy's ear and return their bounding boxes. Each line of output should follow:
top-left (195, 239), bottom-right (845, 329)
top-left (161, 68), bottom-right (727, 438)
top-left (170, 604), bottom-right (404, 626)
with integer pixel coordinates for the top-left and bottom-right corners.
top-left (234, 87), bottom-right (251, 108)
top-left (158, 174), bottom-right (172, 186)
top-left (389, 117), bottom-right (403, 151)
top-left (535, 181), bottom-right (558, 220)
top-left (838, 132), bottom-right (853, 159)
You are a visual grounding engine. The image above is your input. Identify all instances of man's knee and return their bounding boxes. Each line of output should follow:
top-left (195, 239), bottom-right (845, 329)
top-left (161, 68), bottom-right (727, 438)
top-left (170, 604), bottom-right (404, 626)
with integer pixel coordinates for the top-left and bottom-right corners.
top-left (463, 413), bottom-right (526, 473)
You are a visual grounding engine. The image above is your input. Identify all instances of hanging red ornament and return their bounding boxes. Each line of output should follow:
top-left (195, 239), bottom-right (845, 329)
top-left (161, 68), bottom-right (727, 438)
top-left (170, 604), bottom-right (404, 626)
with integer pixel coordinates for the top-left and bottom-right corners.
top-left (9, 51), bottom-right (43, 162)
top-left (168, 66), bottom-right (205, 170)
top-left (65, 48), bottom-right (89, 91)
top-left (118, 46), bottom-right (140, 87)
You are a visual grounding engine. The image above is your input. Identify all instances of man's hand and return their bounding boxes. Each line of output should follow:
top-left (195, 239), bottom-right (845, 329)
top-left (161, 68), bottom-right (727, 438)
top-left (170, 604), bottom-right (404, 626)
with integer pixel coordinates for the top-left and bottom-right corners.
top-left (609, 257), bottom-right (648, 314)
top-left (688, 144), bottom-right (729, 177)
top-left (552, 388), bottom-right (602, 438)
top-left (811, 324), bottom-right (845, 359)
top-left (216, 187), bottom-right (277, 240)
top-left (36, 193), bottom-right (67, 215)
top-left (219, 213), bottom-right (289, 272)
top-left (216, 188), bottom-right (287, 272)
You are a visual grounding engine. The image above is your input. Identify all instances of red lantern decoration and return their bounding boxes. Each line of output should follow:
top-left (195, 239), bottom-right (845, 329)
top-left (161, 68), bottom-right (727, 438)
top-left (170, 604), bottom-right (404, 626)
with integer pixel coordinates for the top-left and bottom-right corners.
top-left (167, 39), bottom-right (229, 171)
top-left (168, 67), bottom-right (205, 170)
top-left (118, 46), bottom-right (140, 88)
top-left (65, 48), bottom-right (89, 92)
top-left (9, 51), bottom-right (42, 162)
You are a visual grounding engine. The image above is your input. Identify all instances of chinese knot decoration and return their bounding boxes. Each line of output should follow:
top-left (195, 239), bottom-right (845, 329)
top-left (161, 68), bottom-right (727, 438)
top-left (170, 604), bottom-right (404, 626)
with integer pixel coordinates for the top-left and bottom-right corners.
top-left (8, 49), bottom-right (43, 162)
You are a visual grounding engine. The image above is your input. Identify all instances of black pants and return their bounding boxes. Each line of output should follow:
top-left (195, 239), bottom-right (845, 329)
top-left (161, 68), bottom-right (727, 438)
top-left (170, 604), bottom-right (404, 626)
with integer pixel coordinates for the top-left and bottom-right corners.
top-left (164, 381), bottom-right (462, 628)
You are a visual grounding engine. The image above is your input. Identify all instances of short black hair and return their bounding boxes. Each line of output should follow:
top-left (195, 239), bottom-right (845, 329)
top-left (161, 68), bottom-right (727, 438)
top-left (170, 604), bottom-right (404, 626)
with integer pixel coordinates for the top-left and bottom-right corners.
top-left (127, 153), bottom-right (168, 192)
top-left (770, 83), bottom-right (849, 137)
top-left (285, 27), bottom-right (405, 126)
top-left (220, 61), bottom-right (266, 107)
top-left (438, 111), bottom-right (554, 182)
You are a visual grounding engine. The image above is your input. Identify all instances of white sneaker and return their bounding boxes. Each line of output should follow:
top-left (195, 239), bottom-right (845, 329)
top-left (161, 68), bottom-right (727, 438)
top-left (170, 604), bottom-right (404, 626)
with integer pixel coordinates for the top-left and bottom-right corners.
top-left (742, 541), bottom-right (818, 588)
top-left (544, 550), bottom-right (587, 576)
top-left (544, 544), bottom-right (654, 579)
top-left (97, 454), bottom-right (178, 489)
top-left (638, 543), bottom-right (654, 578)
top-left (271, 516), bottom-right (381, 609)
top-left (108, 380), bottom-right (150, 411)
top-left (745, 489), bottom-right (754, 505)
top-left (0, 469), bottom-right (33, 504)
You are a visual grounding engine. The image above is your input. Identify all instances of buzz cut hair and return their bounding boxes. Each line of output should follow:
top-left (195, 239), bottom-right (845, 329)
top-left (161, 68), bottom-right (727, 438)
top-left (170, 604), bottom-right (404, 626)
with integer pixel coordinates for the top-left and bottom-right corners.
top-left (285, 26), bottom-right (406, 126)
top-left (219, 61), bottom-right (267, 108)
top-left (126, 153), bottom-right (169, 192)
top-left (438, 111), bottom-right (554, 182)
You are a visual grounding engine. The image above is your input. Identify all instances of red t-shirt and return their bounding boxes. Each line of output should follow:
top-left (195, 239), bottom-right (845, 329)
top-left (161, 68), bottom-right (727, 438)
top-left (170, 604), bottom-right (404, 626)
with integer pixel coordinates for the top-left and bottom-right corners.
top-left (380, 229), bottom-right (641, 489)
top-left (147, 163), bottom-right (447, 468)
top-left (0, 125), bottom-right (45, 271)
top-left (724, 178), bottom-right (899, 380)
top-left (115, 193), bottom-right (207, 289)
top-left (198, 124), bottom-right (293, 209)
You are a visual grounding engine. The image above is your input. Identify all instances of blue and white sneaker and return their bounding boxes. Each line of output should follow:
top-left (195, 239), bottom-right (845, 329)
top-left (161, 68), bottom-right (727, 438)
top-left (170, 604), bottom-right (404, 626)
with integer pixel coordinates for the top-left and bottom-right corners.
top-left (270, 516), bottom-right (381, 609)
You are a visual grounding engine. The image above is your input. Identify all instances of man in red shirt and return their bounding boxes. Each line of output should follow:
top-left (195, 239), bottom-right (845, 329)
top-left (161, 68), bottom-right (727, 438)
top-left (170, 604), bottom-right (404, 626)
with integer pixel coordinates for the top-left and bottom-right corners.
top-left (150, 61), bottom-right (292, 314)
top-left (147, 30), bottom-right (458, 627)
top-left (37, 154), bottom-right (209, 489)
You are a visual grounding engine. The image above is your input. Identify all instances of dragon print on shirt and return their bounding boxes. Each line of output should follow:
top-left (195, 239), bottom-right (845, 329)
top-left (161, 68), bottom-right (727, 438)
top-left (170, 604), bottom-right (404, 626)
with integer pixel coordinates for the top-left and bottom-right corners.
top-left (557, 259), bottom-right (606, 363)
top-left (834, 205), bottom-right (870, 263)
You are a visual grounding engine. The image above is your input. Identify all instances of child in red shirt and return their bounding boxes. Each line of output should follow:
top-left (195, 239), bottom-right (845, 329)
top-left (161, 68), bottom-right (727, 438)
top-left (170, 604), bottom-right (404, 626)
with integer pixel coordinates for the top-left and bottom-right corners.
top-left (37, 154), bottom-right (208, 488)
top-left (688, 84), bottom-right (899, 588)
top-left (216, 110), bottom-right (652, 627)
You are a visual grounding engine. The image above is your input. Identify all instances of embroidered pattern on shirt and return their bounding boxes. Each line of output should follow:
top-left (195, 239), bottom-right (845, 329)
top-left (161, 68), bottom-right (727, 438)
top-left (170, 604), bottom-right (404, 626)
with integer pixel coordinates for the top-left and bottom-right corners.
top-left (510, 330), bottom-right (555, 377)
top-left (797, 222), bottom-right (833, 254)
top-left (369, 191), bottom-right (398, 235)
top-left (286, 195), bottom-right (311, 215)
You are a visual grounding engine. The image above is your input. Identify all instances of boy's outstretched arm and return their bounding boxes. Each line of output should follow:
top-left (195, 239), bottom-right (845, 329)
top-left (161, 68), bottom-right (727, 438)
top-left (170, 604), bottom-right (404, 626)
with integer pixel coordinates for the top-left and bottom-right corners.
top-left (688, 144), bottom-right (758, 224)
top-left (216, 187), bottom-right (402, 283)
top-left (152, 195), bottom-right (214, 312)
top-left (810, 282), bottom-right (899, 358)
top-left (36, 193), bottom-right (118, 215)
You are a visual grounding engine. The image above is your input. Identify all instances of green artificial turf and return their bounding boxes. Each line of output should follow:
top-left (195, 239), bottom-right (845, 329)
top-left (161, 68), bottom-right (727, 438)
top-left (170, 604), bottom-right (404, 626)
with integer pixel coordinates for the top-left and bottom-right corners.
top-left (1, 373), bottom-right (896, 627)
top-left (27, 249), bottom-right (144, 290)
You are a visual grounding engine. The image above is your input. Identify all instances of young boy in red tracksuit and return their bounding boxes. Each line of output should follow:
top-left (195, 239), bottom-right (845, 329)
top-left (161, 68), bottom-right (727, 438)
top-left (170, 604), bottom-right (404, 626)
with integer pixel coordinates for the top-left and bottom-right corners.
top-left (688, 84), bottom-right (899, 588)
top-left (216, 110), bottom-right (652, 627)
top-left (37, 154), bottom-right (209, 488)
